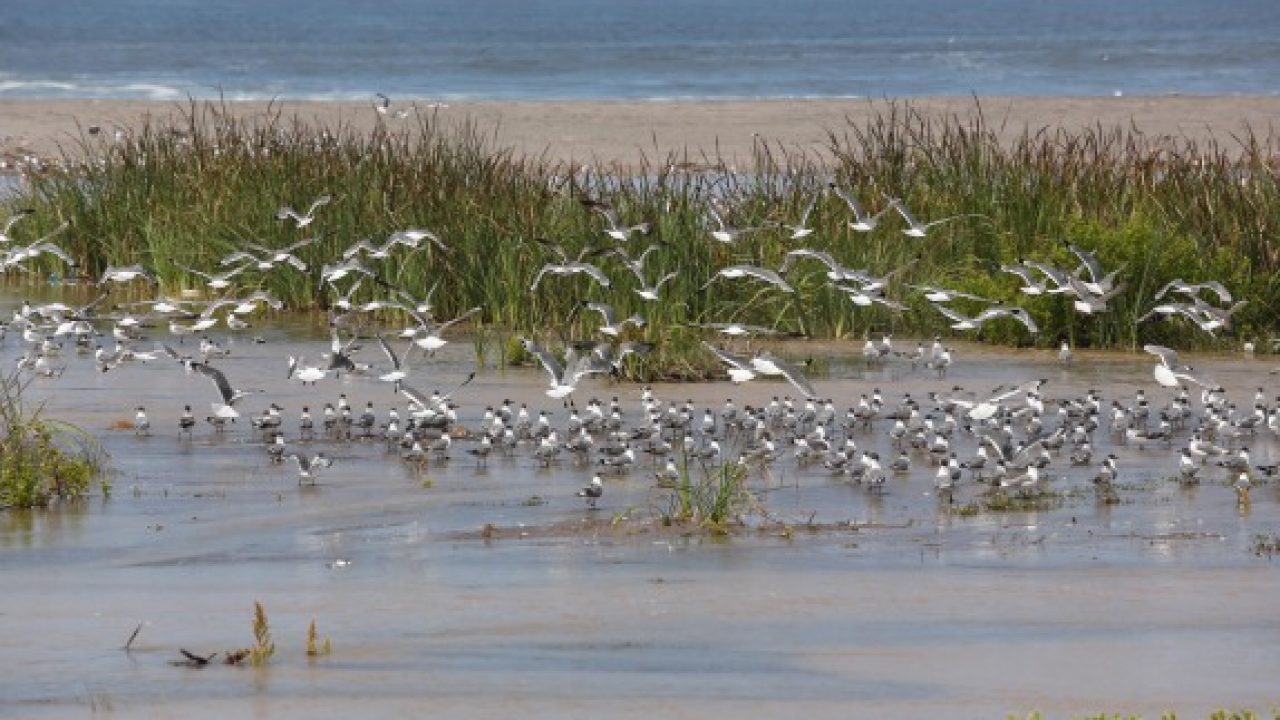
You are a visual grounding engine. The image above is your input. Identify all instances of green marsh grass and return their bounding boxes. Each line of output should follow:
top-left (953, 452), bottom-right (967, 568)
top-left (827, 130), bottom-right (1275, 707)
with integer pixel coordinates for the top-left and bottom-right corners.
top-left (0, 371), bottom-right (106, 509)
top-left (8, 100), bottom-right (1280, 374)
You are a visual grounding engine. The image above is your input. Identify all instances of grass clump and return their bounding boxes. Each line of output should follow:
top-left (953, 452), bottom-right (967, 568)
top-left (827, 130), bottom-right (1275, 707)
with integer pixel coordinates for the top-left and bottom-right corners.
top-left (658, 449), bottom-right (755, 532)
top-left (0, 372), bottom-right (106, 510)
top-left (305, 618), bottom-right (332, 657)
top-left (247, 601), bottom-right (275, 666)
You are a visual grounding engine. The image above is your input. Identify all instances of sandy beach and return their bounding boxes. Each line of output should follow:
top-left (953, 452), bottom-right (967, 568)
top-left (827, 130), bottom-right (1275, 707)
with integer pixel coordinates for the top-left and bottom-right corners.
top-left (2, 96), bottom-right (1279, 170)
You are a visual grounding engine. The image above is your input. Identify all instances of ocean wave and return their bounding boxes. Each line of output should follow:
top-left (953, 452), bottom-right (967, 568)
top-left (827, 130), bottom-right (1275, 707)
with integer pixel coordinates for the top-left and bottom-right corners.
top-left (0, 79), bottom-right (187, 100)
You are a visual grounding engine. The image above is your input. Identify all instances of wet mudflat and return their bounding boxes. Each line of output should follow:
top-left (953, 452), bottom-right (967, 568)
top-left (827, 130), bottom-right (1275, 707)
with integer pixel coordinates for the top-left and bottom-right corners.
top-left (2, 316), bottom-right (1278, 719)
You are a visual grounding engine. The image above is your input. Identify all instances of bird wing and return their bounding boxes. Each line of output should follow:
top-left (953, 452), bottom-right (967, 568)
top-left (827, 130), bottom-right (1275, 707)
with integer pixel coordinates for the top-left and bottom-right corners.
top-left (1143, 344), bottom-right (1180, 368)
top-left (1067, 244), bottom-right (1103, 283)
top-left (306, 195), bottom-right (333, 217)
top-left (701, 341), bottom-right (752, 371)
top-left (584, 301), bottom-right (617, 326)
top-left (436, 306), bottom-right (481, 332)
top-left (569, 262), bottom-right (611, 287)
top-left (376, 335), bottom-right (401, 371)
top-left (191, 362), bottom-right (236, 404)
top-left (827, 183), bottom-right (868, 220)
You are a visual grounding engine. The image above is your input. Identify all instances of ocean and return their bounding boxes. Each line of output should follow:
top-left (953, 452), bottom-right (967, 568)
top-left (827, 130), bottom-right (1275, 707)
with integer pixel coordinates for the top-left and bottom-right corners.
top-left (1, 0), bottom-right (1278, 100)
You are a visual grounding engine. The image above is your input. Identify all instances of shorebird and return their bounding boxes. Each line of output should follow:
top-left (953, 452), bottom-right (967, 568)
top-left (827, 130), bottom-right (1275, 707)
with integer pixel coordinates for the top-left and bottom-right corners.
top-left (1066, 244), bottom-right (1123, 296)
top-left (189, 361), bottom-right (260, 419)
top-left (779, 248), bottom-right (865, 283)
top-left (886, 197), bottom-right (977, 237)
top-left (530, 258), bottom-right (611, 291)
top-left (705, 200), bottom-right (761, 244)
top-left (375, 335), bottom-right (409, 391)
top-left (777, 191), bottom-right (820, 239)
top-left (579, 301), bottom-right (645, 337)
top-left (910, 283), bottom-right (991, 304)
top-left (613, 244), bottom-right (677, 301)
top-left (373, 93), bottom-right (416, 119)
top-left (933, 304), bottom-right (1039, 334)
top-left (408, 306), bottom-right (482, 354)
top-left (287, 452), bottom-right (333, 485)
top-left (522, 339), bottom-right (612, 399)
top-left (276, 194), bottom-right (332, 229)
top-left (221, 239), bottom-right (313, 272)
top-left (1065, 275), bottom-right (1125, 315)
top-left (580, 197), bottom-right (650, 241)
top-left (828, 183), bottom-right (892, 232)
top-left (749, 352), bottom-right (817, 399)
top-left (99, 264), bottom-right (157, 286)
top-left (175, 262), bottom-right (252, 291)
top-left (1143, 344), bottom-right (1217, 389)
top-left (134, 406), bottom-right (150, 436)
top-left (577, 475), bottom-right (604, 508)
top-left (946, 379), bottom-right (1046, 421)
top-left (702, 264), bottom-right (795, 293)
top-left (287, 355), bottom-right (328, 386)
top-left (1154, 278), bottom-right (1233, 304)
top-left (702, 342), bottom-right (757, 384)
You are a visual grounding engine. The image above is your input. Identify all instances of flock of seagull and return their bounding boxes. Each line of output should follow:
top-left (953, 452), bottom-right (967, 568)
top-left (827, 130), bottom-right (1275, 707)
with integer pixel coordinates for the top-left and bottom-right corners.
top-left (0, 177), bottom-right (1274, 515)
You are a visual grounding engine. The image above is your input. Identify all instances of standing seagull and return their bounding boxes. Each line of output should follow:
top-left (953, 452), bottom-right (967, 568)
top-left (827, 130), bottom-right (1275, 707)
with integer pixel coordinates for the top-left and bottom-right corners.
top-left (577, 474), bottom-right (604, 508)
top-left (276, 195), bottom-right (332, 229)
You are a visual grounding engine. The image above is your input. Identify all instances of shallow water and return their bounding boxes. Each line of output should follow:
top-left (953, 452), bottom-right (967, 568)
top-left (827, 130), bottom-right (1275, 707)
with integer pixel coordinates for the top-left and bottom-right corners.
top-left (2, 301), bottom-right (1279, 718)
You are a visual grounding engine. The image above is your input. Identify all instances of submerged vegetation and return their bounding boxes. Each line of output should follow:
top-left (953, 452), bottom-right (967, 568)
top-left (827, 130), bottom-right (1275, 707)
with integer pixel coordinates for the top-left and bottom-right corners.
top-left (0, 371), bottom-right (106, 509)
top-left (7, 100), bottom-right (1280, 375)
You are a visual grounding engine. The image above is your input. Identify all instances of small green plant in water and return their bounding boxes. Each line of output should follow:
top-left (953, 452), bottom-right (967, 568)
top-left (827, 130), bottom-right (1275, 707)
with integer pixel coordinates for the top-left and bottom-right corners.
top-left (305, 619), bottom-right (332, 657)
top-left (659, 448), bottom-right (755, 531)
top-left (0, 371), bottom-right (106, 510)
top-left (248, 601), bottom-right (274, 666)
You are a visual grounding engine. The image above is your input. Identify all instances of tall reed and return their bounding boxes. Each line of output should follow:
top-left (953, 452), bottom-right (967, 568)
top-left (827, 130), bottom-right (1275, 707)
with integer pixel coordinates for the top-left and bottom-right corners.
top-left (8, 100), bottom-right (1278, 374)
